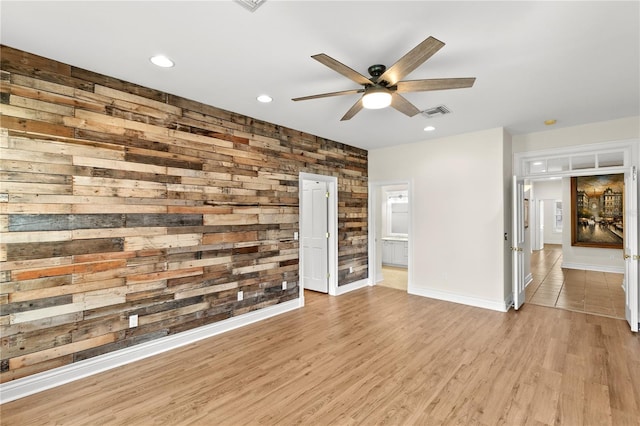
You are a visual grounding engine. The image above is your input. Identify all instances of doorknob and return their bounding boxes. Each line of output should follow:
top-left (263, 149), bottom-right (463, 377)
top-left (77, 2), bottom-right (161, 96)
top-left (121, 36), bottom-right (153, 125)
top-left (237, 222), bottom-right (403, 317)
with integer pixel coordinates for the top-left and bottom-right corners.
top-left (624, 253), bottom-right (631, 259)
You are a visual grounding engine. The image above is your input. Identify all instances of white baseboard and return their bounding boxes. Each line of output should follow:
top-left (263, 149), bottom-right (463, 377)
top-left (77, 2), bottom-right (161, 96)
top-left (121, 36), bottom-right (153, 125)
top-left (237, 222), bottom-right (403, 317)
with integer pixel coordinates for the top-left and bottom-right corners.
top-left (408, 286), bottom-right (510, 312)
top-left (336, 278), bottom-right (370, 295)
top-left (0, 298), bottom-right (302, 404)
top-left (525, 273), bottom-right (533, 288)
top-left (561, 262), bottom-right (625, 274)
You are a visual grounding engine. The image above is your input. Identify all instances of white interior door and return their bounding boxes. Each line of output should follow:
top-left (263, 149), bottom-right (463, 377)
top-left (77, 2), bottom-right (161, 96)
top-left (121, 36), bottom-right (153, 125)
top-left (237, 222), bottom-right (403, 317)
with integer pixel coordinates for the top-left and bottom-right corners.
top-left (624, 167), bottom-right (638, 332)
top-left (538, 200), bottom-right (544, 249)
top-left (302, 180), bottom-right (329, 293)
top-left (512, 176), bottom-right (526, 309)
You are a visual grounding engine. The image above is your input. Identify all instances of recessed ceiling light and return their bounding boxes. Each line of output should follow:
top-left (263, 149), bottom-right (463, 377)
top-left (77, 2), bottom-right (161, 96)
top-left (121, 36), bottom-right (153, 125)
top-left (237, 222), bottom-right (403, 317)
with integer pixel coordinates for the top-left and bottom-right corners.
top-left (257, 94), bottom-right (273, 103)
top-left (544, 119), bottom-right (557, 126)
top-left (424, 126), bottom-right (436, 132)
top-left (150, 55), bottom-right (174, 68)
top-left (533, 161), bottom-right (543, 165)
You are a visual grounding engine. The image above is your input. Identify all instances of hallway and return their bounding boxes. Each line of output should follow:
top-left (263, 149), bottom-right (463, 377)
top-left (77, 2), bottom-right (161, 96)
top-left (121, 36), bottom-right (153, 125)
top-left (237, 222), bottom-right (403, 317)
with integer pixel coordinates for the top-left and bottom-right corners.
top-left (526, 244), bottom-right (626, 319)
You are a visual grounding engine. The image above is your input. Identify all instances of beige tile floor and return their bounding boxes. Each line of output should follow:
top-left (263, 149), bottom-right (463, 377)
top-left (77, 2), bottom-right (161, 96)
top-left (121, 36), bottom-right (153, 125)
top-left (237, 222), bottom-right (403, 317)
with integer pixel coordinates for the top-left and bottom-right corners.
top-left (378, 266), bottom-right (408, 291)
top-left (526, 244), bottom-right (626, 319)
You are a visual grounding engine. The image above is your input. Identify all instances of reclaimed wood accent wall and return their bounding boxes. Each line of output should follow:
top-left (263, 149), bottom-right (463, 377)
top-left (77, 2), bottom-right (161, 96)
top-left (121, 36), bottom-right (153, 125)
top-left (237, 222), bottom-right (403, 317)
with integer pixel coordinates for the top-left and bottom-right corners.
top-left (0, 45), bottom-right (368, 383)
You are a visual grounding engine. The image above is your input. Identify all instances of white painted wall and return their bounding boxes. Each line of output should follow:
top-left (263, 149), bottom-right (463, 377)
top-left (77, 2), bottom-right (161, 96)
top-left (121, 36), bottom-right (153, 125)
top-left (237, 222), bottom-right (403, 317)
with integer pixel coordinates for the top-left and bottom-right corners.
top-left (369, 128), bottom-right (510, 310)
top-left (502, 129), bottom-right (513, 304)
top-left (532, 180), bottom-right (563, 245)
top-left (512, 116), bottom-right (639, 153)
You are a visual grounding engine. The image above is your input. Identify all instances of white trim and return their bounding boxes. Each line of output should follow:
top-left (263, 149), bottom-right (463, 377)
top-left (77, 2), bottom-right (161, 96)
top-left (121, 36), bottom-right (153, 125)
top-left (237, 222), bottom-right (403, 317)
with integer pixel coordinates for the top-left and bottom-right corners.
top-left (408, 286), bottom-right (510, 312)
top-left (514, 139), bottom-right (637, 178)
top-left (561, 262), bottom-right (625, 274)
top-left (525, 272), bottom-right (533, 288)
top-left (298, 172), bottom-right (338, 296)
top-left (0, 299), bottom-right (302, 404)
top-left (335, 278), bottom-right (370, 295)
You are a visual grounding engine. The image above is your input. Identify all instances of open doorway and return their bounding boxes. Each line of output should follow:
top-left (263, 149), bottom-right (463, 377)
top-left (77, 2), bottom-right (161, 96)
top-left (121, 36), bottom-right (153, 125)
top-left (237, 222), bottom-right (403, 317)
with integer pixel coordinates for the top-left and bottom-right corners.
top-left (374, 183), bottom-right (410, 291)
top-left (525, 177), bottom-right (627, 319)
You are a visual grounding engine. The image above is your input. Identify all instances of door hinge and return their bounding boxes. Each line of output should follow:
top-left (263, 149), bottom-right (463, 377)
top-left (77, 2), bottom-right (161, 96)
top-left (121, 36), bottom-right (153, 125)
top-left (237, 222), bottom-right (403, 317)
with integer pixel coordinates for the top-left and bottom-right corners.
top-left (327, 273), bottom-right (330, 279)
top-left (326, 191), bottom-right (330, 198)
top-left (326, 232), bottom-right (330, 238)
top-left (633, 166), bottom-right (637, 181)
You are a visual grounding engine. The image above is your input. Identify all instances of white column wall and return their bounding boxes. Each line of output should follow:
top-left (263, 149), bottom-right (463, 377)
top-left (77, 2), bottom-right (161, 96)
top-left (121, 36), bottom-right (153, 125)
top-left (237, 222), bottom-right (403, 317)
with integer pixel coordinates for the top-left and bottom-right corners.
top-left (369, 128), bottom-right (509, 310)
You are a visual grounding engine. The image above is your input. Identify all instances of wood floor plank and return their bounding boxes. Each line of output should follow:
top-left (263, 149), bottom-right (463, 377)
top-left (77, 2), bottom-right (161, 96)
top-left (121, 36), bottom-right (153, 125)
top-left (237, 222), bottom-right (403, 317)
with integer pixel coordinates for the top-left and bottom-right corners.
top-left (1, 287), bottom-right (639, 425)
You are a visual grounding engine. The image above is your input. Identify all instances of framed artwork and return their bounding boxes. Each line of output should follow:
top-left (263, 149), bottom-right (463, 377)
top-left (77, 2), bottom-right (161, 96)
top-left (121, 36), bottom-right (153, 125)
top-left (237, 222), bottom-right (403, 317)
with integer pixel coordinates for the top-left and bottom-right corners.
top-left (571, 174), bottom-right (624, 249)
top-left (524, 198), bottom-right (529, 229)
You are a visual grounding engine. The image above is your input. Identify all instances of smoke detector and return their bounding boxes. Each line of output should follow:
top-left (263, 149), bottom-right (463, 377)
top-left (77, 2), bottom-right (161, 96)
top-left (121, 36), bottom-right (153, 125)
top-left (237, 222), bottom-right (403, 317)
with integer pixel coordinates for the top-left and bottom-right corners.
top-left (421, 105), bottom-right (451, 118)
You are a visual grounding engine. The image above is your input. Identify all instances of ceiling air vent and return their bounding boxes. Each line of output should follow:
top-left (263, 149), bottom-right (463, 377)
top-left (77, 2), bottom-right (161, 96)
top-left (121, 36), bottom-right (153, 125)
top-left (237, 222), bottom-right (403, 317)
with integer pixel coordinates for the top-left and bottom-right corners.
top-left (234, 0), bottom-right (267, 12)
top-left (421, 105), bottom-right (451, 118)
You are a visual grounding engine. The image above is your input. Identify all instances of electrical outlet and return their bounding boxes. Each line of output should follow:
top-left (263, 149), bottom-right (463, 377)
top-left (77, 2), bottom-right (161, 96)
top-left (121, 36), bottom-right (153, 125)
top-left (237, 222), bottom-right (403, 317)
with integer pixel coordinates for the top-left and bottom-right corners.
top-left (349, 266), bottom-right (354, 274)
top-left (282, 281), bottom-right (287, 290)
top-left (129, 314), bottom-right (138, 328)
top-left (294, 232), bottom-right (299, 241)
top-left (237, 291), bottom-right (243, 301)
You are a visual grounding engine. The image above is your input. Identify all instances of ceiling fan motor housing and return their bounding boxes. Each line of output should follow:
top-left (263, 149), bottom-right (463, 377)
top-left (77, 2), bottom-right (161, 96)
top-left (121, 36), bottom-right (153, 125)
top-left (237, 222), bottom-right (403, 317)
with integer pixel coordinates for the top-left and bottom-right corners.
top-left (367, 64), bottom-right (387, 79)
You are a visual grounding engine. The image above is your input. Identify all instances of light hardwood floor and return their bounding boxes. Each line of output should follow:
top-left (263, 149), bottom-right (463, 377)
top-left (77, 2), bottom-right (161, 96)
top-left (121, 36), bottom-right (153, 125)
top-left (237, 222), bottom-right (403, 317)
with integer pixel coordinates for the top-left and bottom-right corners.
top-left (2, 287), bottom-right (639, 425)
top-left (527, 244), bottom-right (626, 319)
top-left (378, 266), bottom-right (408, 291)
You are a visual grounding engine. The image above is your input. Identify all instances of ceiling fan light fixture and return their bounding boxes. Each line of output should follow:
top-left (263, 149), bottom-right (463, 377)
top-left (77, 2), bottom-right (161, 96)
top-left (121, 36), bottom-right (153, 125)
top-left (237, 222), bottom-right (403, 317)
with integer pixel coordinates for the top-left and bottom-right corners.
top-left (362, 88), bottom-right (392, 110)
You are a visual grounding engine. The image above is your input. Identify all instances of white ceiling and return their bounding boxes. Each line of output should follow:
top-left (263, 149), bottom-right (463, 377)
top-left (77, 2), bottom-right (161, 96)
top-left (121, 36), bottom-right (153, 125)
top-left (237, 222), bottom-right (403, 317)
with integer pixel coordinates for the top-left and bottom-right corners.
top-left (1, 1), bottom-right (638, 151)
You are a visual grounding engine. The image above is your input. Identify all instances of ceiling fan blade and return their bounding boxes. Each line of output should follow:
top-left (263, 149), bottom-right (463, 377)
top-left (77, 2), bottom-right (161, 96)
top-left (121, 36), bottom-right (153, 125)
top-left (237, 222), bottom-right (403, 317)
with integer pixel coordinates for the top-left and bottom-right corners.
top-left (340, 98), bottom-right (364, 121)
top-left (378, 36), bottom-right (445, 86)
top-left (390, 93), bottom-right (421, 117)
top-left (312, 54), bottom-right (373, 86)
top-left (396, 78), bottom-right (476, 93)
top-left (292, 88), bottom-right (364, 102)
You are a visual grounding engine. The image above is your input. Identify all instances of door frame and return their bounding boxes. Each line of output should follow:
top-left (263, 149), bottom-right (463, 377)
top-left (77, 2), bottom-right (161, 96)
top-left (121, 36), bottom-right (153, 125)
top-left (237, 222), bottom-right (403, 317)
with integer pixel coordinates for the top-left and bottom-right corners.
top-left (299, 172), bottom-right (338, 299)
top-left (368, 179), bottom-right (413, 292)
top-left (512, 176), bottom-right (526, 309)
top-left (513, 140), bottom-right (639, 330)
